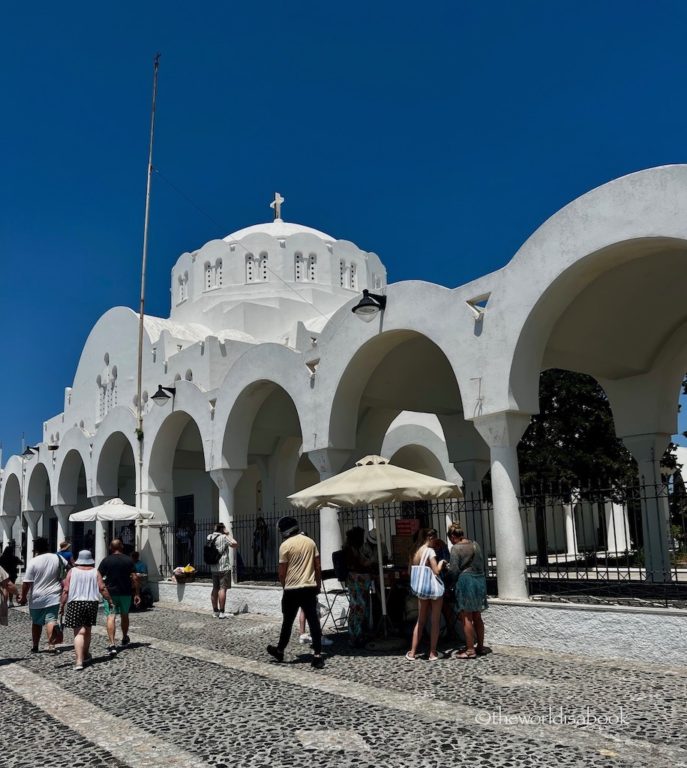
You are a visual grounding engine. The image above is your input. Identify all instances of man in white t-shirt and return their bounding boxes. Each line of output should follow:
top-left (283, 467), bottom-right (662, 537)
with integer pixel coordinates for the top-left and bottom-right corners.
top-left (18, 537), bottom-right (66, 653)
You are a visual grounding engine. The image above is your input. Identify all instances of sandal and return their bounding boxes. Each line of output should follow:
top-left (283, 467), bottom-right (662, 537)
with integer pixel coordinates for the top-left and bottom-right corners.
top-left (455, 651), bottom-right (477, 660)
top-left (405, 652), bottom-right (417, 661)
top-left (428, 654), bottom-right (441, 662)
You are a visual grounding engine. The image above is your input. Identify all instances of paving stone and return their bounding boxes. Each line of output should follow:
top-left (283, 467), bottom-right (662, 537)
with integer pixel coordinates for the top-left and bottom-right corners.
top-left (1, 605), bottom-right (685, 768)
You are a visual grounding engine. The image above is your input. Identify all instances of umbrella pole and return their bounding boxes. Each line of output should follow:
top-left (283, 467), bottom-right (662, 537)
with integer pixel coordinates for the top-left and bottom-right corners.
top-left (373, 505), bottom-right (388, 637)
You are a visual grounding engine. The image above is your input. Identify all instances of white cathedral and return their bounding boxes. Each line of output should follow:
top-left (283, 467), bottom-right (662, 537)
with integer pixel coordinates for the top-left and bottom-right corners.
top-left (2, 166), bottom-right (686, 599)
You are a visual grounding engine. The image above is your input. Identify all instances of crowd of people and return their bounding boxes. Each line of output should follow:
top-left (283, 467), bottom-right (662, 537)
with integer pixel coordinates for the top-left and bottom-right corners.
top-left (2, 516), bottom-right (487, 670)
top-left (6, 536), bottom-right (142, 670)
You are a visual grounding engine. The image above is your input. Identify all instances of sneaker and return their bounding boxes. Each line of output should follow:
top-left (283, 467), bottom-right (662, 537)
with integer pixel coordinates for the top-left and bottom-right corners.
top-left (217, 612), bottom-right (227, 620)
top-left (298, 633), bottom-right (312, 644)
top-left (311, 656), bottom-right (325, 670)
top-left (121, 635), bottom-right (130, 646)
top-left (321, 636), bottom-right (334, 647)
top-left (213, 611), bottom-right (220, 619)
top-left (266, 645), bottom-right (284, 663)
top-left (107, 645), bottom-right (117, 657)
top-left (74, 664), bottom-right (84, 671)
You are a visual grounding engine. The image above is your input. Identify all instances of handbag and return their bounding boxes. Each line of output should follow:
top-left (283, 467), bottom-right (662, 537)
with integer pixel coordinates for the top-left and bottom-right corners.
top-left (409, 547), bottom-right (444, 600)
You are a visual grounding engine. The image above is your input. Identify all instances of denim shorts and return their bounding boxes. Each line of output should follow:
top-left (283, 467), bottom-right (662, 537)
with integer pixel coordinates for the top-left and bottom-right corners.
top-left (30, 605), bottom-right (60, 625)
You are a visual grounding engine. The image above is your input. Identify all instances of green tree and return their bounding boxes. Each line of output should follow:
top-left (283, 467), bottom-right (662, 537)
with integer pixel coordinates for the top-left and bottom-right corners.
top-left (517, 369), bottom-right (636, 490)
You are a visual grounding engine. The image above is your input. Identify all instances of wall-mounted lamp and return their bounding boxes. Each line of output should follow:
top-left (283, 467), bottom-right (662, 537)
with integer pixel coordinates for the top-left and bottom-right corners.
top-left (351, 289), bottom-right (387, 322)
top-left (22, 446), bottom-right (40, 458)
top-left (151, 385), bottom-right (176, 406)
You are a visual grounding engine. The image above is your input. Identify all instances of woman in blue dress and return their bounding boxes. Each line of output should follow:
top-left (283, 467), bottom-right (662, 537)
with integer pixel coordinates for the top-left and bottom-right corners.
top-left (447, 523), bottom-right (488, 659)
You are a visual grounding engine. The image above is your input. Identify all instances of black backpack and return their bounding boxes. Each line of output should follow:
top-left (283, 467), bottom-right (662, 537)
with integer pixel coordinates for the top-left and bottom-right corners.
top-left (203, 535), bottom-right (221, 565)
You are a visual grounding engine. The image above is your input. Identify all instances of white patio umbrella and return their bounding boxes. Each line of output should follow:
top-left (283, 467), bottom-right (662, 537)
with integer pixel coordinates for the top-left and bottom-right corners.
top-left (69, 498), bottom-right (154, 565)
top-left (288, 455), bottom-right (461, 631)
top-left (69, 498), bottom-right (155, 523)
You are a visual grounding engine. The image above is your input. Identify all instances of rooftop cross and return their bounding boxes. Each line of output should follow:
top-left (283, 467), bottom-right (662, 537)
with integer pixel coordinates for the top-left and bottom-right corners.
top-left (270, 192), bottom-right (284, 221)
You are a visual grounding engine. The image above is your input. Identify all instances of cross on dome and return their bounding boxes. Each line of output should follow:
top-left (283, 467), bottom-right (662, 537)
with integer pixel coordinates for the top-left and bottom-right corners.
top-left (270, 192), bottom-right (285, 221)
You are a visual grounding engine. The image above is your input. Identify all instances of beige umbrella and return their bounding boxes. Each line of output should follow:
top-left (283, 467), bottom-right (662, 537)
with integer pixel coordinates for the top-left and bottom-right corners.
top-left (288, 455), bottom-right (461, 628)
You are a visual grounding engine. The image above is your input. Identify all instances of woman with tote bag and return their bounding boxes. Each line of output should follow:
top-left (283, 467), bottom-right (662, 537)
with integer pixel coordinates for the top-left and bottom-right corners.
top-left (406, 529), bottom-right (447, 661)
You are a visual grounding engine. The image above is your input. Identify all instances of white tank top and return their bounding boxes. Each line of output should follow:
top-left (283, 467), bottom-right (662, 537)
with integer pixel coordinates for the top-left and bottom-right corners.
top-left (67, 567), bottom-right (101, 602)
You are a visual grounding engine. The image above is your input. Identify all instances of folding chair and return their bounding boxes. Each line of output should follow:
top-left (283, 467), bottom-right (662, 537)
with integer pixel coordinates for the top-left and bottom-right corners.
top-left (319, 553), bottom-right (350, 631)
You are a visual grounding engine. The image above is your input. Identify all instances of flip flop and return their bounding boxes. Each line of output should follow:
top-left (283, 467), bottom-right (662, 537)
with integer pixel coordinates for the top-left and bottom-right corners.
top-left (405, 652), bottom-right (417, 661)
top-left (455, 651), bottom-right (477, 660)
top-left (428, 654), bottom-right (441, 662)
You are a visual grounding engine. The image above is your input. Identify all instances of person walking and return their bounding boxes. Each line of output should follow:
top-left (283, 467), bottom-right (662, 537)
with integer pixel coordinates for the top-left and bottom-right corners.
top-left (18, 537), bottom-right (66, 653)
top-left (206, 523), bottom-right (238, 618)
top-left (266, 516), bottom-right (324, 669)
top-left (59, 550), bottom-right (113, 670)
top-left (0, 564), bottom-right (16, 630)
top-left (447, 523), bottom-right (488, 659)
top-left (98, 539), bottom-right (140, 655)
top-left (57, 539), bottom-right (75, 568)
top-left (0, 541), bottom-right (23, 606)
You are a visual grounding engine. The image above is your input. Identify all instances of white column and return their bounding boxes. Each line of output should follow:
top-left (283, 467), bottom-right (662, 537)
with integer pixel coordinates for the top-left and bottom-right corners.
top-left (622, 433), bottom-right (672, 583)
top-left (564, 501), bottom-right (578, 557)
top-left (473, 411), bottom-right (531, 601)
top-left (605, 501), bottom-right (629, 553)
top-left (307, 449), bottom-right (350, 570)
top-left (53, 504), bottom-right (74, 545)
top-left (453, 459), bottom-right (490, 551)
top-left (210, 469), bottom-right (244, 581)
top-left (89, 496), bottom-right (111, 567)
top-left (23, 510), bottom-right (42, 561)
top-left (1, 515), bottom-right (18, 550)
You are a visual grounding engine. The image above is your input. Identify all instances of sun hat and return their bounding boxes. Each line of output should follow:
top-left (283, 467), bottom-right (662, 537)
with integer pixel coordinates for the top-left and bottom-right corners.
top-left (74, 549), bottom-right (95, 566)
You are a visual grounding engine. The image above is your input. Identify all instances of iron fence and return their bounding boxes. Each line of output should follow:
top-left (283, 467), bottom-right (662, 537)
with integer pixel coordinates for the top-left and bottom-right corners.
top-left (159, 508), bottom-right (321, 581)
top-left (156, 480), bottom-right (687, 606)
top-left (519, 481), bottom-right (687, 606)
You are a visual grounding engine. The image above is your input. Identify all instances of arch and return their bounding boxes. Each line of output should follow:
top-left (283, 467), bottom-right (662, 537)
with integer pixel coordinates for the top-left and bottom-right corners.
top-left (389, 443), bottom-right (446, 479)
top-left (53, 427), bottom-right (93, 505)
top-left (211, 344), bottom-right (312, 470)
top-left (309, 280), bottom-right (470, 453)
top-left (26, 461), bottom-right (51, 512)
top-left (382, 417), bottom-right (460, 484)
top-left (1, 468), bottom-right (22, 517)
top-left (91, 406), bottom-right (139, 498)
top-left (477, 166), bottom-right (687, 417)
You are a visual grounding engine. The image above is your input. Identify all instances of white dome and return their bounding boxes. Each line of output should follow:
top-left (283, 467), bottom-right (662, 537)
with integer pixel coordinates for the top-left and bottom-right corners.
top-left (223, 218), bottom-right (334, 243)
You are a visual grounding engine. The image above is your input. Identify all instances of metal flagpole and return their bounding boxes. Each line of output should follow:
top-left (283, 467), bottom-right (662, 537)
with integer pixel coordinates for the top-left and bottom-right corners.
top-left (135, 53), bottom-right (160, 518)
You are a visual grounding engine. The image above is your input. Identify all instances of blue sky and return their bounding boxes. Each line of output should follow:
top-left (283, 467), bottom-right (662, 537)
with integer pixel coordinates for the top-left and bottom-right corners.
top-left (1, 1), bottom-right (686, 459)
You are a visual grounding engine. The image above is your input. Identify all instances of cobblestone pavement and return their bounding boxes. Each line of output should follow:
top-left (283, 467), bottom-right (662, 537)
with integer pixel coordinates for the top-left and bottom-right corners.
top-left (1, 604), bottom-right (686, 768)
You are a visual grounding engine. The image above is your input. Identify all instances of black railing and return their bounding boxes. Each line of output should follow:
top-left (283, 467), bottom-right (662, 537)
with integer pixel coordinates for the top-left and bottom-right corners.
top-left (156, 481), bottom-right (687, 606)
top-left (159, 509), bottom-right (321, 581)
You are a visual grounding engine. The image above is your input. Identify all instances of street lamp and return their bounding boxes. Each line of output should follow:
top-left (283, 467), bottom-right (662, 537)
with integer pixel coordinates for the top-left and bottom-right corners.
top-left (151, 385), bottom-right (176, 406)
top-left (351, 289), bottom-right (387, 322)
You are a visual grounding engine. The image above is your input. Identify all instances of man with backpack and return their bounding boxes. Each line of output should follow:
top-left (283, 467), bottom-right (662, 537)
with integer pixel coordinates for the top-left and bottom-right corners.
top-left (205, 523), bottom-right (238, 619)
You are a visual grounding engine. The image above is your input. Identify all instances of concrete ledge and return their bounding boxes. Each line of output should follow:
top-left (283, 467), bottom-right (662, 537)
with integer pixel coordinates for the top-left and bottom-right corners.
top-left (156, 580), bottom-right (284, 617)
top-left (155, 584), bottom-right (685, 664)
top-left (486, 600), bottom-right (686, 665)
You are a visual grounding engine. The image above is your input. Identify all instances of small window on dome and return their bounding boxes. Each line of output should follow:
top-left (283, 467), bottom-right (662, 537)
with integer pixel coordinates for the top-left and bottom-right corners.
top-left (204, 262), bottom-right (212, 291)
top-left (295, 252), bottom-right (305, 282)
top-left (308, 253), bottom-right (317, 282)
top-left (216, 259), bottom-right (223, 287)
top-left (259, 252), bottom-right (268, 281)
top-left (349, 263), bottom-right (357, 290)
top-left (339, 259), bottom-right (346, 288)
top-left (246, 253), bottom-right (255, 283)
